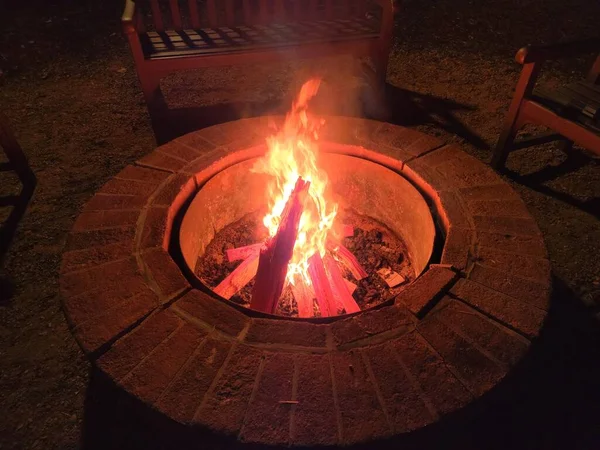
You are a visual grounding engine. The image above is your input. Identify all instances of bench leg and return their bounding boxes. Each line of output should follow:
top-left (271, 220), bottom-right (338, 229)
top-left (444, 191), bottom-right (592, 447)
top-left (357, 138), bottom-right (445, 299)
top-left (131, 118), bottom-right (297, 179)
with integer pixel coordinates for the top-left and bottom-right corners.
top-left (139, 72), bottom-right (169, 143)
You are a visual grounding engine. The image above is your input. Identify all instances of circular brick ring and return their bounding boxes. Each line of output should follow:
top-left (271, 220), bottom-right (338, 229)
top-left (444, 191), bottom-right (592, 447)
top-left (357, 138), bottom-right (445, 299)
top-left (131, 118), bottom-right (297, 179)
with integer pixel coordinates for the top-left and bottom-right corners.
top-left (60, 117), bottom-right (551, 446)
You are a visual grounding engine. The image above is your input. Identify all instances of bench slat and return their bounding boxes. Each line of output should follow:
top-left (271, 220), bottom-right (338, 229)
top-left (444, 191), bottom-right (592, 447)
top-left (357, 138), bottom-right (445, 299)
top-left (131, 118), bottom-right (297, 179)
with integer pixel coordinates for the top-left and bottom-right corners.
top-left (150, 0), bottom-right (164, 32)
top-left (225, 1), bottom-right (235, 26)
top-left (206, 0), bottom-right (218, 27)
top-left (189, 0), bottom-right (200, 28)
top-left (169, 0), bottom-right (182, 30)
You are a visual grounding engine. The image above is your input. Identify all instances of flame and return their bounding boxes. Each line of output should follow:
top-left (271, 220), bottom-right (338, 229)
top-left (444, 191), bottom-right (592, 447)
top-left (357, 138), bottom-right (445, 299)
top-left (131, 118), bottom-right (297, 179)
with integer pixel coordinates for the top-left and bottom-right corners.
top-left (252, 79), bottom-right (337, 286)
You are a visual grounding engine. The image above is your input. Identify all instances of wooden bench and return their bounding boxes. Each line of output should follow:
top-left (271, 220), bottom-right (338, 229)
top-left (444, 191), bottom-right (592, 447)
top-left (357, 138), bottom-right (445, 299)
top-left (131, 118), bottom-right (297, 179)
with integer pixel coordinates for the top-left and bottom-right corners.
top-left (492, 38), bottom-right (600, 170)
top-left (122, 0), bottom-right (396, 142)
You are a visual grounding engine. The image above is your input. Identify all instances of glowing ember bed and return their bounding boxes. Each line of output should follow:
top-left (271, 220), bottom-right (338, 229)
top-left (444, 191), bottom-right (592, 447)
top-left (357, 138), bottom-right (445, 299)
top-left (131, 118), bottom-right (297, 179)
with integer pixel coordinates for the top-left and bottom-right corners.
top-left (60, 98), bottom-right (552, 445)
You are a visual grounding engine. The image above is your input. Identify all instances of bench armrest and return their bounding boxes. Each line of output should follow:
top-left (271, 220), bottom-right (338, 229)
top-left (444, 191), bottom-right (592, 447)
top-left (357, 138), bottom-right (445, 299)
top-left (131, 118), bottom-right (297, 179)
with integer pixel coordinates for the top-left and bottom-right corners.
top-left (516, 38), bottom-right (600, 64)
top-left (122, 0), bottom-right (137, 34)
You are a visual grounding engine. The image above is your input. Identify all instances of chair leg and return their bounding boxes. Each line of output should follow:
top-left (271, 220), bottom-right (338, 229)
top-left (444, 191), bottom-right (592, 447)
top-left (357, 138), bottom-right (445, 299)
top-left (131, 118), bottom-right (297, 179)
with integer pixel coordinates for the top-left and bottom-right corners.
top-left (491, 114), bottom-right (524, 170)
top-left (558, 139), bottom-right (574, 154)
top-left (373, 46), bottom-right (390, 87)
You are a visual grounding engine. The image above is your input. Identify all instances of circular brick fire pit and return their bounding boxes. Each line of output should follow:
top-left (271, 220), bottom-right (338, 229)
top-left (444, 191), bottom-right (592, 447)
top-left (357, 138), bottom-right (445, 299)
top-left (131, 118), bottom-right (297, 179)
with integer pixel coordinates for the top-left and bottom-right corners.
top-left (60, 117), bottom-right (551, 446)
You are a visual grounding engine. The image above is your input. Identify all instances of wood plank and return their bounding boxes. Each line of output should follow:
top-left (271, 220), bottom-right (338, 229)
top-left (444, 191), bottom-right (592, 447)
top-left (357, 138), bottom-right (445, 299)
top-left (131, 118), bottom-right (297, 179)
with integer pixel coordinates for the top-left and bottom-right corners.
top-left (225, 0), bottom-right (236, 26)
top-left (150, 0), bottom-right (165, 31)
top-left (206, 0), bottom-right (218, 27)
top-left (188, 0), bottom-right (201, 28)
top-left (213, 253), bottom-right (260, 299)
top-left (308, 253), bottom-right (336, 316)
top-left (169, 0), bottom-right (183, 30)
top-left (324, 254), bottom-right (360, 313)
top-left (291, 280), bottom-right (315, 318)
top-left (226, 243), bottom-right (263, 262)
top-left (251, 178), bottom-right (310, 313)
top-left (326, 240), bottom-right (368, 280)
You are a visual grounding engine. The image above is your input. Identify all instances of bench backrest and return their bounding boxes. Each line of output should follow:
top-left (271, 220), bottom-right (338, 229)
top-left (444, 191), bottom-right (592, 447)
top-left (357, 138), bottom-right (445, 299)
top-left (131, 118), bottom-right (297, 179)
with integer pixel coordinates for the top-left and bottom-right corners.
top-left (133, 0), bottom-right (379, 32)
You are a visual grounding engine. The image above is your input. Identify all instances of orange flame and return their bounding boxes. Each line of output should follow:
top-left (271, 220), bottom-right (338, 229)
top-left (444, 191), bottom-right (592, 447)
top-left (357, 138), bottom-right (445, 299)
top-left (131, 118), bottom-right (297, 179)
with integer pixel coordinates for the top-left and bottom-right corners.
top-left (252, 79), bottom-right (337, 286)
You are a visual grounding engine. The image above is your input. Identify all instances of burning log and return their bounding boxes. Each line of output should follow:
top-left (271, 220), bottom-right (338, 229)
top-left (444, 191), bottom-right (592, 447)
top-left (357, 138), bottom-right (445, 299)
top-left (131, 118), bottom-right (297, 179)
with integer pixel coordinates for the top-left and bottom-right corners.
top-left (344, 279), bottom-right (357, 295)
top-left (291, 280), bottom-right (315, 318)
top-left (326, 240), bottom-right (368, 280)
top-left (342, 224), bottom-right (354, 238)
top-left (307, 253), bottom-right (337, 317)
top-left (324, 254), bottom-right (360, 314)
top-left (251, 178), bottom-right (310, 314)
top-left (226, 243), bottom-right (262, 262)
top-left (213, 253), bottom-right (259, 300)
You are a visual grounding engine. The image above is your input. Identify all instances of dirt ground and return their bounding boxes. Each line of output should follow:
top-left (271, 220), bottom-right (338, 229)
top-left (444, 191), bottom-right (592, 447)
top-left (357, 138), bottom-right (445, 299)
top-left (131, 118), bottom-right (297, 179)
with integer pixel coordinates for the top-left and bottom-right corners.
top-left (1, 1), bottom-right (599, 449)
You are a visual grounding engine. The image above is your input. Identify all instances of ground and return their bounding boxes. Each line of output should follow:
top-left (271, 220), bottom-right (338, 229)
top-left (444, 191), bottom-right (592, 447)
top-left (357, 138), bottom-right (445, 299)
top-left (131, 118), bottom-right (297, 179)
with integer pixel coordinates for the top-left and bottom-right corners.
top-left (0, 0), bottom-right (599, 449)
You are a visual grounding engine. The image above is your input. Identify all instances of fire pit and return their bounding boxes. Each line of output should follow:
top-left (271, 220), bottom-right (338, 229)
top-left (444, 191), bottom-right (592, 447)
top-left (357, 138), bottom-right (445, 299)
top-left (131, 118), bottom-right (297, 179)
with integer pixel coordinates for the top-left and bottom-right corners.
top-left (60, 84), bottom-right (551, 446)
top-left (180, 81), bottom-right (435, 319)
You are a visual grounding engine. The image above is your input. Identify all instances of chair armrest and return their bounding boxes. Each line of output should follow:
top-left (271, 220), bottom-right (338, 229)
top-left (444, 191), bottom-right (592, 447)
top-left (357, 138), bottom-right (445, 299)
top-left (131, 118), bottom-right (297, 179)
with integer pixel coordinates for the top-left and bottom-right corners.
top-left (516, 38), bottom-right (600, 64)
top-left (122, 0), bottom-right (137, 34)
top-left (371, 0), bottom-right (399, 15)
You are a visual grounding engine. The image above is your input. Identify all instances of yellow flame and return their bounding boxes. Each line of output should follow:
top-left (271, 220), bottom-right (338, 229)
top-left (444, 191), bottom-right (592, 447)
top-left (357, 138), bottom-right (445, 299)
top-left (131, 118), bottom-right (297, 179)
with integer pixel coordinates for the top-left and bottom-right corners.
top-left (252, 79), bottom-right (337, 285)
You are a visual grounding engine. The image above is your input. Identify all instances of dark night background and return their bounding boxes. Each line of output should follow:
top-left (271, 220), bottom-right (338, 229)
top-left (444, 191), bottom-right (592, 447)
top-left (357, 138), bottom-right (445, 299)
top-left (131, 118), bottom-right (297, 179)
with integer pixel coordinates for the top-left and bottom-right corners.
top-left (1, 0), bottom-right (599, 449)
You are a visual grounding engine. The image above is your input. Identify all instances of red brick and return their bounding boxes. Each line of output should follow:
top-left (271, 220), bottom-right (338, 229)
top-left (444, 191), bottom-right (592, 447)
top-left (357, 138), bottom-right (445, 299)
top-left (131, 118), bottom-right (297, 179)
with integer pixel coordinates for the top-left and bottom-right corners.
top-left (97, 309), bottom-right (183, 380)
top-left (142, 248), bottom-right (189, 300)
top-left (137, 149), bottom-right (187, 172)
top-left (475, 231), bottom-right (548, 258)
top-left (371, 124), bottom-right (443, 158)
top-left (417, 318), bottom-right (506, 396)
top-left (194, 344), bottom-right (263, 435)
top-left (60, 241), bottom-right (134, 274)
top-left (469, 264), bottom-right (550, 310)
top-left (392, 331), bottom-right (472, 415)
top-left (121, 323), bottom-right (207, 404)
top-left (240, 353), bottom-right (294, 445)
top-left (467, 199), bottom-right (531, 218)
top-left (156, 336), bottom-right (232, 423)
top-left (139, 206), bottom-right (169, 250)
top-left (174, 290), bottom-right (250, 337)
top-left (245, 319), bottom-right (327, 348)
top-left (441, 227), bottom-right (474, 270)
top-left (73, 287), bottom-right (158, 354)
top-left (98, 178), bottom-right (160, 197)
top-left (402, 159), bottom-right (453, 195)
top-left (115, 165), bottom-right (171, 184)
top-left (182, 147), bottom-right (229, 176)
top-left (395, 266), bottom-right (457, 317)
top-left (292, 354), bottom-right (339, 446)
top-left (152, 174), bottom-right (196, 212)
top-left (437, 191), bottom-right (473, 231)
top-left (62, 275), bottom-right (149, 326)
top-left (157, 141), bottom-right (206, 162)
top-left (60, 257), bottom-right (143, 299)
top-left (319, 116), bottom-right (382, 147)
top-left (457, 183), bottom-right (521, 202)
top-left (330, 350), bottom-right (391, 443)
top-left (450, 278), bottom-right (547, 339)
top-left (330, 305), bottom-right (415, 347)
top-left (175, 130), bottom-right (220, 152)
top-left (476, 247), bottom-right (551, 283)
top-left (472, 215), bottom-right (542, 236)
top-left (83, 194), bottom-right (147, 211)
top-left (415, 144), bottom-right (464, 168)
top-left (198, 120), bottom-right (260, 147)
top-left (365, 343), bottom-right (435, 432)
top-left (73, 210), bottom-right (139, 232)
top-left (65, 226), bottom-right (136, 252)
top-left (432, 298), bottom-right (530, 366)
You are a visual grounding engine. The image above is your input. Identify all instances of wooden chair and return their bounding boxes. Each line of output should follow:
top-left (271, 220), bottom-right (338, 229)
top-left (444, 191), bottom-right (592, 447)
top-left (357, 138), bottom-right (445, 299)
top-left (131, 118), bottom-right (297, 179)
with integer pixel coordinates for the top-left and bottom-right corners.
top-left (121, 0), bottom-right (396, 142)
top-left (492, 38), bottom-right (600, 170)
top-left (0, 112), bottom-right (36, 262)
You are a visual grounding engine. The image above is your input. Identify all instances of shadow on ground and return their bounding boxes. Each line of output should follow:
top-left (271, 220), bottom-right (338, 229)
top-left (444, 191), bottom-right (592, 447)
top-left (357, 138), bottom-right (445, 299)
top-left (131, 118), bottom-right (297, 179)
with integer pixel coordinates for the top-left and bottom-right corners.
top-left (502, 150), bottom-right (600, 220)
top-left (80, 278), bottom-right (600, 450)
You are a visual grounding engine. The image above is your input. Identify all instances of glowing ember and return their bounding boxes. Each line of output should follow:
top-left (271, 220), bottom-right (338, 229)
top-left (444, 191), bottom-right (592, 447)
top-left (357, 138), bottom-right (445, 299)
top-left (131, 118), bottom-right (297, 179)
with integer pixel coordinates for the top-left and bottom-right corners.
top-left (251, 79), bottom-right (338, 287)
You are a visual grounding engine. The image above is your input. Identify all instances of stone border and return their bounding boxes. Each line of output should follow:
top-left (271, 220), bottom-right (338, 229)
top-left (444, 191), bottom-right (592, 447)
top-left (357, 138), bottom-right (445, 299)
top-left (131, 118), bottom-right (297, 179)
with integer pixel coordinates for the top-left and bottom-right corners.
top-left (60, 117), bottom-right (551, 446)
